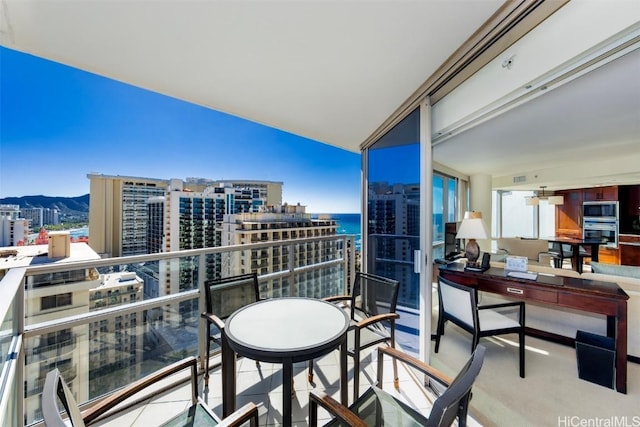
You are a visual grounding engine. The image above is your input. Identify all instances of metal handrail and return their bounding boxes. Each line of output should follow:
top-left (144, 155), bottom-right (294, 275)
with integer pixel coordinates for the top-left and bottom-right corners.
top-left (0, 234), bottom-right (356, 427)
top-left (23, 235), bottom-right (348, 274)
top-left (24, 290), bottom-right (200, 338)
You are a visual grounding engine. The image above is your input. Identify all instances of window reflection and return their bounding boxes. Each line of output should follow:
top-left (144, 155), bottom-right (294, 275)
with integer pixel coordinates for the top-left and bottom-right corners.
top-left (367, 109), bottom-right (420, 310)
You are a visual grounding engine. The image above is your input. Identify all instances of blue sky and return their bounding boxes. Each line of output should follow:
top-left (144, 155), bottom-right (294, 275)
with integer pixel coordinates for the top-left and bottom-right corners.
top-left (0, 47), bottom-right (361, 213)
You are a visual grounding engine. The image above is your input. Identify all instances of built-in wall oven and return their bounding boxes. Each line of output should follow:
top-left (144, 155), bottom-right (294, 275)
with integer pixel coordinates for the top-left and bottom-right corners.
top-left (583, 219), bottom-right (618, 248)
top-left (583, 201), bottom-right (619, 248)
top-left (583, 201), bottom-right (618, 221)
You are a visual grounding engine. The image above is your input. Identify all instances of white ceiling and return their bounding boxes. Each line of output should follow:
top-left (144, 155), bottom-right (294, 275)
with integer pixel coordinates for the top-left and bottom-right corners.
top-left (0, 0), bottom-right (502, 150)
top-left (2, 0), bottom-right (639, 192)
top-left (435, 45), bottom-right (640, 192)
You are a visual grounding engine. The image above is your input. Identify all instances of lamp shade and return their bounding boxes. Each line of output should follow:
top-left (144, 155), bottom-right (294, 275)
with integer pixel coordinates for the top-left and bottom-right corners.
top-left (525, 196), bottom-right (540, 206)
top-left (456, 211), bottom-right (489, 264)
top-left (524, 186), bottom-right (564, 206)
top-left (547, 195), bottom-right (564, 205)
top-left (456, 211), bottom-right (489, 240)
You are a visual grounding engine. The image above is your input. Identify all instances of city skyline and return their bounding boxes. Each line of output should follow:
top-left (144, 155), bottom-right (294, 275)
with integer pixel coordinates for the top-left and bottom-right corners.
top-left (0, 47), bottom-right (361, 213)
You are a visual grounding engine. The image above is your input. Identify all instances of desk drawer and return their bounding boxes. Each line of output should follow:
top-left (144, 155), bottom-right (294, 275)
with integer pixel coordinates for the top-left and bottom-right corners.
top-left (558, 293), bottom-right (618, 315)
top-left (480, 280), bottom-right (558, 304)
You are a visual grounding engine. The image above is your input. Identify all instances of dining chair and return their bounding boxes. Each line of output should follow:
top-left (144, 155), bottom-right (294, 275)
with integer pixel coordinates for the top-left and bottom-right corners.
top-left (201, 272), bottom-right (262, 387)
top-left (548, 242), bottom-right (591, 272)
top-left (42, 356), bottom-right (258, 426)
top-left (548, 242), bottom-right (572, 268)
top-left (308, 271), bottom-right (400, 402)
top-left (309, 344), bottom-right (485, 427)
top-left (435, 275), bottom-right (525, 378)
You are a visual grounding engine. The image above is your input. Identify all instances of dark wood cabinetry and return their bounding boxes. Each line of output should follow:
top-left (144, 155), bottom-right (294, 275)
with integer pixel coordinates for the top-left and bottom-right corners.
top-left (619, 234), bottom-right (640, 266)
top-left (583, 186), bottom-right (618, 201)
top-left (556, 190), bottom-right (582, 238)
top-left (555, 185), bottom-right (640, 265)
top-left (554, 184), bottom-right (640, 265)
top-left (618, 185), bottom-right (640, 234)
top-left (598, 246), bottom-right (620, 264)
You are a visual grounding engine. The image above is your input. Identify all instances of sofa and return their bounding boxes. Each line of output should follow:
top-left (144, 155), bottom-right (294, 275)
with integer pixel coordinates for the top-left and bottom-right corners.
top-left (581, 262), bottom-right (640, 359)
top-left (495, 237), bottom-right (553, 266)
top-left (485, 259), bottom-right (640, 358)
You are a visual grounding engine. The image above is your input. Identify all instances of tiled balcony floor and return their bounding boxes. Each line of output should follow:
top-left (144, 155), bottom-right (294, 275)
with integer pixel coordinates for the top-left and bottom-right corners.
top-left (93, 326), bottom-right (640, 427)
top-left (94, 344), bottom-right (463, 427)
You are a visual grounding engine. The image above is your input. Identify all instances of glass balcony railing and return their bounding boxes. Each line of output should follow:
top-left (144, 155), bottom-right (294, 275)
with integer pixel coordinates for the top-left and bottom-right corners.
top-left (0, 234), bottom-right (355, 426)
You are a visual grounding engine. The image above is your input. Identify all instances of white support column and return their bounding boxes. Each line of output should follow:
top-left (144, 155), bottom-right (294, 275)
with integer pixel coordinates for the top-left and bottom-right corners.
top-left (419, 97), bottom-right (433, 364)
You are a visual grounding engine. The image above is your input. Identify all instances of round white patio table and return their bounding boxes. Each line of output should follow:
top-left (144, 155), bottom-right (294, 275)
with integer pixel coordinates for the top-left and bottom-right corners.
top-left (221, 297), bottom-right (350, 427)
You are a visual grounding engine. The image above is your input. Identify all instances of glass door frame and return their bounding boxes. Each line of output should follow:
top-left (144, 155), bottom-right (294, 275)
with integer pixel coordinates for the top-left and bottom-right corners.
top-left (361, 98), bottom-right (433, 362)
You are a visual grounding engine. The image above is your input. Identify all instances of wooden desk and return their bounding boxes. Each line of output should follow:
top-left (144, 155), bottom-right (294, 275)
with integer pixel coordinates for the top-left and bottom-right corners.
top-left (439, 264), bottom-right (629, 393)
top-left (543, 236), bottom-right (605, 273)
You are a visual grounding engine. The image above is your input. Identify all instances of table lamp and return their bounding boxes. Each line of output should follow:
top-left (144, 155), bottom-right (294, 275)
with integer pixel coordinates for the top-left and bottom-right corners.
top-left (456, 211), bottom-right (489, 268)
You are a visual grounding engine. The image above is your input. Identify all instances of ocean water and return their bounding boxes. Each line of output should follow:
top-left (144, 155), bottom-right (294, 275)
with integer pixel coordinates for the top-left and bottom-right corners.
top-left (70, 226), bottom-right (89, 238)
top-left (60, 220), bottom-right (361, 249)
top-left (317, 213), bottom-right (361, 250)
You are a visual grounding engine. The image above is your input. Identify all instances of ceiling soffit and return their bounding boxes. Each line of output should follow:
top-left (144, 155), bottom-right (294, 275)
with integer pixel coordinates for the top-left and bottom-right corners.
top-left (360, 0), bottom-right (568, 150)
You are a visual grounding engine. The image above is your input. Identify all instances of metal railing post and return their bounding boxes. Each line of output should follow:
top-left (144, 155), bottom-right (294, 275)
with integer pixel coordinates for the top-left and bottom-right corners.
top-left (16, 274), bottom-right (25, 427)
top-left (197, 254), bottom-right (207, 373)
top-left (288, 241), bottom-right (296, 296)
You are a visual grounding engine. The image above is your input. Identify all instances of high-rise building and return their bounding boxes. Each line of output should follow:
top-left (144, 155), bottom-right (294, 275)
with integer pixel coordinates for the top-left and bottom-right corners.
top-left (88, 174), bottom-right (283, 258)
top-left (88, 174), bottom-right (170, 258)
top-left (0, 204), bottom-right (30, 246)
top-left (0, 233), bottom-right (147, 422)
top-left (20, 207), bottom-right (60, 228)
top-left (208, 179), bottom-right (283, 207)
top-left (221, 205), bottom-right (342, 298)
top-left (150, 180), bottom-right (270, 321)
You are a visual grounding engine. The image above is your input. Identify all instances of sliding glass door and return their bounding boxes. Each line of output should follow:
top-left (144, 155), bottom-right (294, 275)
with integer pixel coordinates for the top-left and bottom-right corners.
top-left (365, 108), bottom-right (421, 353)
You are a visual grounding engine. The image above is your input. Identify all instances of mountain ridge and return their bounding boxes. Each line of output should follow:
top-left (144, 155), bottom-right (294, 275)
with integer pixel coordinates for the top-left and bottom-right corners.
top-left (0, 194), bottom-right (90, 222)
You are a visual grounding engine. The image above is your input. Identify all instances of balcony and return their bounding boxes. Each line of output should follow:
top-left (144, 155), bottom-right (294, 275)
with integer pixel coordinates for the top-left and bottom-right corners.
top-left (25, 337), bottom-right (77, 364)
top-left (40, 331), bottom-right (637, 426)
top-left (0, 235), bottom-right (354, 426)
top-left (2, 234), bottom-right (638, 426)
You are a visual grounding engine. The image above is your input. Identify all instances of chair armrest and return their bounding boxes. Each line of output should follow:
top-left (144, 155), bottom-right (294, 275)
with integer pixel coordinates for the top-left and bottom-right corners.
top-left (201, 312), bottom-right (225, 330)
top-left (217, 402), bottom-right (260, 427)
top-left (355, 312), bottom-right (399, 329)
top-left (377, 346), bottom-right (452, 387)
top-left (477, 301), bottom-right (523, 311)
top-left (478, 301), bottom-right (525, 325)
top-left (308, 390), bottom-right (367, 427)
top-left (82, 357), bottom-right (199, 425)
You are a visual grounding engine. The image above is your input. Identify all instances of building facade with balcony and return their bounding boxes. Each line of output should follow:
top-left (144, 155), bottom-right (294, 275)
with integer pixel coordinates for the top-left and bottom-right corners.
top-left (0, 233), bottom-right (148, 423)
top-left (88, 174), bottom-right (170, 258)
top-left (88, 174), bottom-right (284, 258)
top-left (144, 180), bottom-right (280, 323)
top-left (221, 206), bottom-right (342, 298)
top-left (2, 235), bottom-right (98, 423)
top-left (87, 271), bottom-right (145, 401)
